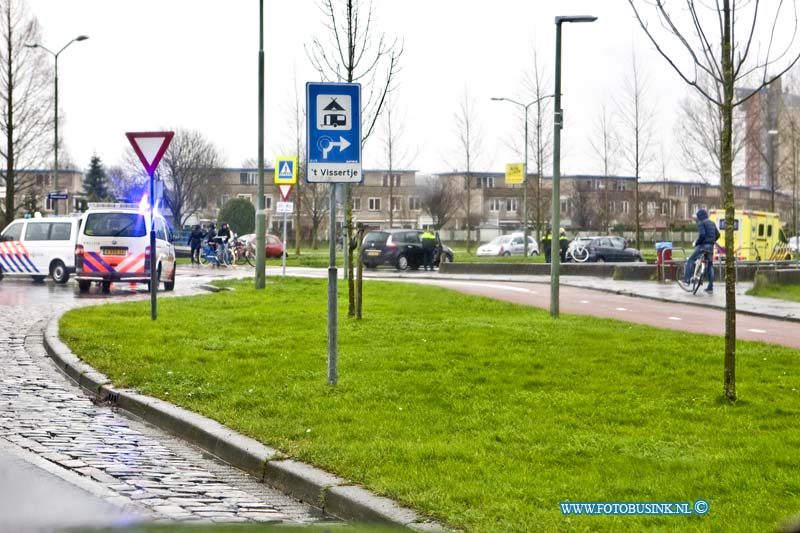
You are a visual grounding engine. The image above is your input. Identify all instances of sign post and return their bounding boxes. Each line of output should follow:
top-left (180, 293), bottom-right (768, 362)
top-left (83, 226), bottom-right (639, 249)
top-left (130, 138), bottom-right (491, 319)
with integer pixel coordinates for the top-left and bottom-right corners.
top-left (125, 131), bottom-right (174, 321)
top-left (275, 157), bottom-right (297, 277)
top-left (306, 82), bottom-right (362, 385)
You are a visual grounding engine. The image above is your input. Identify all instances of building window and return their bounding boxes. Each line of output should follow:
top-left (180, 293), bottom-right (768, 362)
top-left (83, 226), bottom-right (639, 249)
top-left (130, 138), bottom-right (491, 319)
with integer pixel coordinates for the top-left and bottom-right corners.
top-left (675, 185), bottom-right (684, 196)
top-left (36, 173), bottom-right (52, 187)
top-left (506, 198), bottom-right (518, 212)
top-left (477, 176), bottom-right (495, 188)
top-left (621, 201), bottom-right (630, 214)
top-left (613, 181), bottom-right (627, 191)
top-left (409, 197), bottom-right (421, 211)
top-left (690, 185), bottom-right (702, 196)
top-left (391, 197), bottom-right (401, 211)
top-left (240, 172), bottom-right (257, 185)
top-left (647, 201), bottom-right (656, 216)
top-left (368, 197), bottom-right (381, 211)
top-left (382, 174), bottom-right (401, 187)
top-left (264, 195), bottom-right (272, 210)
top-left (489, 198), bottom-right (502, 212)
top-left (661, 201), bottom-right (670, 215)
top-left (560, 199), bottom-right (570, 215)
top-left (219, 194), bottom-right (230, 207)
top-left (352, 197), bottom-right (361, 211)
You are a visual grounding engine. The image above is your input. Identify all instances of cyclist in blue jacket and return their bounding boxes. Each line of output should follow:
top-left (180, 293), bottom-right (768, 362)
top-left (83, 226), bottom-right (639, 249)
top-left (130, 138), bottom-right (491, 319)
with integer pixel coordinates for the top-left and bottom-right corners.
top-left (683, 209), bottom-right (720, 293)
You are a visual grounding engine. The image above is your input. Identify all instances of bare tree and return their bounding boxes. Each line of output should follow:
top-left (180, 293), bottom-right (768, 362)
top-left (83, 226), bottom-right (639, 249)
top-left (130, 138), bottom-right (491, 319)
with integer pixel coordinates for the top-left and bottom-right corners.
top-left (629, 0), bottom-right (800, 401)
top-left (0, 0), bottom-right (52, 224)
top-left (523, 46), bottom-right (553, 243)
top-left (299, 182), bottom-right (329, 249)
top-left (379, 95), bottom-right (416, 227)
top-left (158, 128), bottom-right (222, 228)
top-left (676, 71), bottom-right (746, 184)
top-left (588, 103), bottom-right (617, 233)
top-left (418, 175), bottom-right (459, 230)
top-left (452, 87), bottom-right (485, 253)
top-left (616, 48), bottom-right (657, 248)
top-left (307, 0), bottom-right (402, 316)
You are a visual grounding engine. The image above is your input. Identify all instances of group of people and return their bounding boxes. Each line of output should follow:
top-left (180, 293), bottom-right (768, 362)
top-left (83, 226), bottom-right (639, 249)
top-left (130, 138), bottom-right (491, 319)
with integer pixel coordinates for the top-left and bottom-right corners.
top-left (187, 222), bottom-right (233, 265)
top-left (540, 227), bottom-right (569, 263)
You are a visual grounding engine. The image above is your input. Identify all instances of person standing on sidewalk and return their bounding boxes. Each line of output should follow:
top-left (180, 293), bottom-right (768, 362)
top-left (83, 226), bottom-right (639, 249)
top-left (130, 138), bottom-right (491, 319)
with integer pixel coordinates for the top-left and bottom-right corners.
top-left (188, 225), bottom-right (204, 265)
top-left (683, 209), bottom-right (720, 292)
top-left (421, 228), bottom-right (437, 271)
top-left (542, 228), bottom-right (552, 263)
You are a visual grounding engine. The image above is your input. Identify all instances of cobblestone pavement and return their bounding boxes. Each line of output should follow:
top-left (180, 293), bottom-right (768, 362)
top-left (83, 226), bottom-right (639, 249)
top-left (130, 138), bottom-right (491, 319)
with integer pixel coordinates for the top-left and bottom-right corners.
top-left (0, 279), bottom-right (334, 527)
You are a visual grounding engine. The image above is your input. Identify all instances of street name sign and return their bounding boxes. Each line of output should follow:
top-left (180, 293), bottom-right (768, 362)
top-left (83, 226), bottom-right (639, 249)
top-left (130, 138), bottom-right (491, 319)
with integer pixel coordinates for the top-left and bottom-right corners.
top-left (275, 156), bottom-right (297, 184)
top-left (277, 201), bottom-right (294, 214)
top-left (306, 82), bottom-right (362, 183)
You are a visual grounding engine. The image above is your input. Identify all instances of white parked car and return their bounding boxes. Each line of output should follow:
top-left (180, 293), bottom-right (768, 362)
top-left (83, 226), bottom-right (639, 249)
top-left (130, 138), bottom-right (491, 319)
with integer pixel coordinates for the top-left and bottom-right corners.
top-left (476, 233), bottom-right (539, 257)
top-left (789, 236), bottom-right (800, 253)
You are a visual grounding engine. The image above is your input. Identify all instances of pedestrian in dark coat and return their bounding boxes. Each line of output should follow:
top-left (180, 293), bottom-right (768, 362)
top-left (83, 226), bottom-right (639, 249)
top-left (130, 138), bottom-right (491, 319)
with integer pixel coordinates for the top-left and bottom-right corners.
top-left (188, 225), bottom-right (204, 264)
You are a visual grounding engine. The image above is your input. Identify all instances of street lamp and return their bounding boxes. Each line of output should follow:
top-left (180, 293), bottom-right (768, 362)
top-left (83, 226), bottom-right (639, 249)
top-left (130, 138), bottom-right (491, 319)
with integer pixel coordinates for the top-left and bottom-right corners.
top-left (25, 35), bottom-right (89, 216)
top-left (491, 94), bottom-right (554, 256)
top-left (551, 15), bottom-right (597, 318)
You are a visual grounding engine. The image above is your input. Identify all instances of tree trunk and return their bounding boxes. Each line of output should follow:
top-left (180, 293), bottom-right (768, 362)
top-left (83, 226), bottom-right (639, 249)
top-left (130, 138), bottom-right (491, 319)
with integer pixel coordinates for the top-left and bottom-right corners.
top-left (721, 0), bottom-right (737, 401)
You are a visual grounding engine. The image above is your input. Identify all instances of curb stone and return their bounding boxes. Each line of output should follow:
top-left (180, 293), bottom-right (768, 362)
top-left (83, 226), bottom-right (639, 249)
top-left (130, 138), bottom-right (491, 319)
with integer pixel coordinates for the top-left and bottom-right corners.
top-left (42, 313), bottom-right (444, 531)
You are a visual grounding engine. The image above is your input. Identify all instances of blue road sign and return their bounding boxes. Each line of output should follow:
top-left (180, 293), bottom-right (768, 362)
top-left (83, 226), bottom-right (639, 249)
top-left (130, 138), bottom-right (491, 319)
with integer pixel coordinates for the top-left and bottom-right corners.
top-left (48, 192), bottom-right (68, 200)
top-left (306, 82), bottom-right (362, 183)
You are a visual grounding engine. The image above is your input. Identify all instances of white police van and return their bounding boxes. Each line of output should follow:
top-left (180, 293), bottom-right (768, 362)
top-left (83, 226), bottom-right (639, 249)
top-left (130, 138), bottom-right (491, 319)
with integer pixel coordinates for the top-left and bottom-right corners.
top-left (0, 214), bottom-right (81, 283)
top-left (75, 204), bottom-right (177, 293)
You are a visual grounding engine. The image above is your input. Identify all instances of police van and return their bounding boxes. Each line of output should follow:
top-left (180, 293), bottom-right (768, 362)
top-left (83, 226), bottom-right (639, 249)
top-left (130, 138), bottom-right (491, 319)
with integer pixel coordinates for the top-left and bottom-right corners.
top-left (75, 204), bottom-right (177, 293)
top-left (0, 214), bottom-right (81, 283)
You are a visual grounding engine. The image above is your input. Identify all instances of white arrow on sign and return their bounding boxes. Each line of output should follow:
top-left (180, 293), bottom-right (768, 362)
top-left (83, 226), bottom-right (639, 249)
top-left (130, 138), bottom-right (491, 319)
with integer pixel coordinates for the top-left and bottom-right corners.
top-left (321, 136), bottom-right (351, 159)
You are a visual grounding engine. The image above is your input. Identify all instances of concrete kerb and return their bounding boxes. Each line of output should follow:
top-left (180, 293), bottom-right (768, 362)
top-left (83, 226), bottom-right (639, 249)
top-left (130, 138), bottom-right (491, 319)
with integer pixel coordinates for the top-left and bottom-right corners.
top-left (42, 313), bottom-right (444, 531)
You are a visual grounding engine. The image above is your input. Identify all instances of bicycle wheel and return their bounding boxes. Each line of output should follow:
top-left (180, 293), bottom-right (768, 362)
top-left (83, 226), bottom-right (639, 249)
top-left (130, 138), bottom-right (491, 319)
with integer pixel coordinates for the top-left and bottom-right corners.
top-left (199, 249), bottom-right (210, 265)
top-left (571, 246), bottom-right (589, 263)
top-left (245, 248), bottom-right (256, 266)
top-left (221, 249), bottom-right (233, 266)
top-left (676, 264), bottom-right (693, 292)
top-left (691, 262), bottom-right (705, 294)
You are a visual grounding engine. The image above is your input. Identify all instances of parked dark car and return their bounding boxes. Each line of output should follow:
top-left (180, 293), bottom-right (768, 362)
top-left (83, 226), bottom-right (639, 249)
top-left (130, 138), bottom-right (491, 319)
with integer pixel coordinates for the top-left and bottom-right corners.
top-left (569, 235), bottom-right (644, 263)
top-left (361, 229), bottom-right (454, 270)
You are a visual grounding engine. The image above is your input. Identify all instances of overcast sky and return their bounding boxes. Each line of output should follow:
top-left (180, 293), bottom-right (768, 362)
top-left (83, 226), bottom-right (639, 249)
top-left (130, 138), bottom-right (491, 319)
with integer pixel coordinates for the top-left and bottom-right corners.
top-left (22, 0), bottom-right (800, 181)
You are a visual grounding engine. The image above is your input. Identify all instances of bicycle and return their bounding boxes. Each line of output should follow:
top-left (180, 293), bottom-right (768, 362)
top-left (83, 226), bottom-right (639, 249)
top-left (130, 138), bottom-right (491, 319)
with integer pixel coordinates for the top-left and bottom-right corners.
top-left (232, 238), bottom-right (255, 266)
top-left (200, 237), bottom-right (232, 267)
top-left (678, 249), bottom-right (710, 294)
top-left (567, 238), bottom-right (590, 262)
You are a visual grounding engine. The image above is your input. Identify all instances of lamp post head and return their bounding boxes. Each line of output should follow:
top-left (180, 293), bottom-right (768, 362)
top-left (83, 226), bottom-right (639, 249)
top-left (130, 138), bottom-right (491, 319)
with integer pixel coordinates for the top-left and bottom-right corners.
top-left (490, 97), bottom-right (505, 101)
top-left (75, 35), bottom-right (89, 42)
top-left (24, 43), bottom-right (39, 48)
top-left (556, 15), bottom-right (598, 24)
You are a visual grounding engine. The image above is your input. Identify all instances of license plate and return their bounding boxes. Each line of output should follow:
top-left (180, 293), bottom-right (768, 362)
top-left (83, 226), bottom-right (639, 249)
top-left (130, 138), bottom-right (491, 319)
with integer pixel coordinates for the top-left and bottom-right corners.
top-left (102, 247), bottom-right (127, 256)
top-left (366, 250), bottom-right (380, 256)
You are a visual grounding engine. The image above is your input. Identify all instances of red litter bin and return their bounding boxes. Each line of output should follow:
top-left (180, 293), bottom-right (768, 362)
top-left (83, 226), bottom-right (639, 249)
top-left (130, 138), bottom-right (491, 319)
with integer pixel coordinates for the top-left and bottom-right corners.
top-left (656, 242), bottom-right (673, 281)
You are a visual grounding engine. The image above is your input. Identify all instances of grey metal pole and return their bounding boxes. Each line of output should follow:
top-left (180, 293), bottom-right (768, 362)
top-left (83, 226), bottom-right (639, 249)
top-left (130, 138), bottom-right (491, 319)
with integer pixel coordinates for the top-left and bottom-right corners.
top-left (550, 20), bottom-right (564, 319)
top-left (282, 212), bottom-right (287, 276)
top-left (550, 15), bottom-right (596, 318)
top-left (523, 106), bottom-right (529, 256)
top-left (255, 0), bottom-right (266, 289)
top-left (328, 184), bottom-right (338, 385)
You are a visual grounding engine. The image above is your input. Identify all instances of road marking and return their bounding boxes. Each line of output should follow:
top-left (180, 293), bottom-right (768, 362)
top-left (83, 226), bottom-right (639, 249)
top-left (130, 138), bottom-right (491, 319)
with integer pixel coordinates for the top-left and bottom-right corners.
top-left (668, 317), bottom-right (682, 321)
top-left (442, 281), bottom-right (532, 293)
top-left (748, 328), bottom-right (767, 333)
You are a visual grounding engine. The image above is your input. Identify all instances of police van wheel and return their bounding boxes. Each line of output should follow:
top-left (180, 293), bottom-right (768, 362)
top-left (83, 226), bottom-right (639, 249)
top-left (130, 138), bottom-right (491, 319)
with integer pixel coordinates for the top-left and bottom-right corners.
top-left (51, 261), bottom-right (69, 284)
top-left (78, 280), bottom-right (91, 293)
top-left (164, 263), bottom-right (176, 291)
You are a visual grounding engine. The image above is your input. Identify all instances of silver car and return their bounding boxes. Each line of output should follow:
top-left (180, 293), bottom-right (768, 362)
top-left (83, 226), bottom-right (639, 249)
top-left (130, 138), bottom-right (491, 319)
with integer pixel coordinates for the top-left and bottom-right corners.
top-left (476, 233), bottom-right (539, 256)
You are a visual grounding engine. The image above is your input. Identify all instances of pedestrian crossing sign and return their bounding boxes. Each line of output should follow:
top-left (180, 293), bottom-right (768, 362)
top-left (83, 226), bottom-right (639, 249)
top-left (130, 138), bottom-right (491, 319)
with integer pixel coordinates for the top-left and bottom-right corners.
top-left (274, 156), bottom-right (298, 184)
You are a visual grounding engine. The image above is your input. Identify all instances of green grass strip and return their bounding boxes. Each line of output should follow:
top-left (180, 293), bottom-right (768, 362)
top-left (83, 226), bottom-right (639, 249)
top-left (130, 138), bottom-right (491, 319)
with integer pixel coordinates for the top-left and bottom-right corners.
top-left (60, 277), bottom-right (800, 532)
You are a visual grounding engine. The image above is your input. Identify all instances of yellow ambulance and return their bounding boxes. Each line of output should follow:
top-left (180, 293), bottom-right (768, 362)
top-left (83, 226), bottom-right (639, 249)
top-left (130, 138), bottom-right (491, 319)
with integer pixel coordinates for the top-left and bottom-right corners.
top-left (708, 209), bottom-right (793, 261)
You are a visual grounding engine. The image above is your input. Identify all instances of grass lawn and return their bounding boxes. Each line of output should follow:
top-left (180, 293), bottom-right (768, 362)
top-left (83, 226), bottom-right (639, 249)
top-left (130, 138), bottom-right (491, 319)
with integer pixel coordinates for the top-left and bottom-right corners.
top-left (747, 282), bottom-right (800, 303)
top-left (59, 278), bottom-right (800, 532)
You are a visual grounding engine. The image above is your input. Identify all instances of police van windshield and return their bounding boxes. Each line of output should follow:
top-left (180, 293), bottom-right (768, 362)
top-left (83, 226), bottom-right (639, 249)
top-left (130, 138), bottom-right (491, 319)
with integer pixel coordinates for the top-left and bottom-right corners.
top-left (84, 212), bottom-right (146, 237)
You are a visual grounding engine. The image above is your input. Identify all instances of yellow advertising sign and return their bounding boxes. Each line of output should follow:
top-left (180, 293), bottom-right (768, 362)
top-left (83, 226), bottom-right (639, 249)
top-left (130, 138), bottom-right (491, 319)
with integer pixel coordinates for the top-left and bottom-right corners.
top-left (505, 163), bottom-right (524, 185)
top-left (274, 156), bottom-right (298, 184)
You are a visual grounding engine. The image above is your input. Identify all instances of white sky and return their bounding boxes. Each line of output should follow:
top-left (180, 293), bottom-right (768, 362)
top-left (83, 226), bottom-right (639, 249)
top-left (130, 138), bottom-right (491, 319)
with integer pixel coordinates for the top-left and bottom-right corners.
top-left (22, 0), bottom-right (799, 181)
